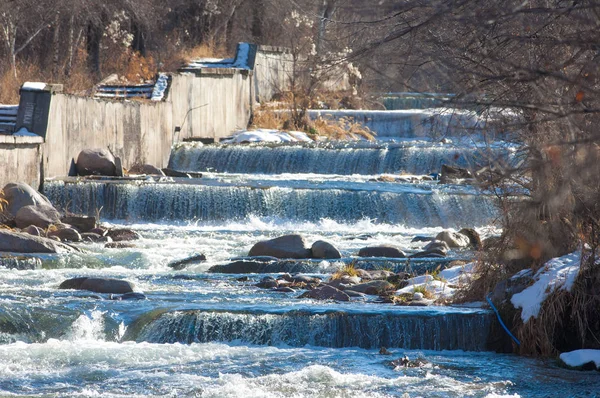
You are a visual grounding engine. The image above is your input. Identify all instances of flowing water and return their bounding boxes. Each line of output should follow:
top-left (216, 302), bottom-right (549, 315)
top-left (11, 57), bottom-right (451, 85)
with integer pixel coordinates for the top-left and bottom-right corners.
top-left (1, 111), bottom-right (597, 397)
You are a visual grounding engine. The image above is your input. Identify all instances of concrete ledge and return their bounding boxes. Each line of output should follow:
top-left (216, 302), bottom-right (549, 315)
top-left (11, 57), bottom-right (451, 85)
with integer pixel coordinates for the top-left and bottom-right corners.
top-left (177, 68), bottom-right (246, 76)
top-left (258, 45), bottom-right (291, 54)
top-left (0, 134), bottom-right (44, 145)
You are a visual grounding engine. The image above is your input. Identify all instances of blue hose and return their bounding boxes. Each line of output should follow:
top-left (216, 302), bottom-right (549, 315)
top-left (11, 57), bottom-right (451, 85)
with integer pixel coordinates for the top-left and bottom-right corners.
top-left (486, 293), bottom-right (521, 346)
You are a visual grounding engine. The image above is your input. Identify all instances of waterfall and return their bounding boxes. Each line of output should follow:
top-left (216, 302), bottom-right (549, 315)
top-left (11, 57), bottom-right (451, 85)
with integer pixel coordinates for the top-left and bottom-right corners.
top-left (169, 142), bottom-right (513, 175)
top-left (45, 180), bottom-right (498, 228)
top-left (132, 309), bottom-right (493, 351)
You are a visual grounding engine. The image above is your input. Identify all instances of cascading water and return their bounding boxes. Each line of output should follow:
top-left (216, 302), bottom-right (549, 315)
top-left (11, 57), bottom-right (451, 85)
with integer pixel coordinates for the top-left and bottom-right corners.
top-left (44, 179), bottom-right (498, 227)
top-left (168, 141), bottom-right (515, 175)
top-left (133, 309), bottom-right (492, 351)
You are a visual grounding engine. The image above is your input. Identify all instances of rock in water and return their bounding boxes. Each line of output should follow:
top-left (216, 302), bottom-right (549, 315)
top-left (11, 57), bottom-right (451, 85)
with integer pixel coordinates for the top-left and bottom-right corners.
top-left (358, 245), bottom-right (406, 258)
top-left (61, 216), bottom-right (96, 233)
top-left (0, 182), bottom-right (53, 218)
top-left (311, 240), bottom-right (342, 259)
top-left (248, 234), bottom-right (312, 259)
top-left (106, 228), bottom-right (141, 242)
top-left (129, 163), bottom-right (165, 176)
top-left (345, 280), bottom-right (395, 295)
top-left (59, 277), bottom-right (135, 294)
top-left (48, 227), bottom-right (82, 242)
top-left (458, 228), bottom-right (482, 249)
top-left (298, 285), bottom-right (350, 301)
top-left (423, 240), bottom-right (450, 254)
top-left (435, 230), bottom-right (471, 248)
top-left (168, 254), bottom-right (207, 270)
top-left (0, 230), bottom-right (77, 253)
top-left (14, 204), bottom-right (61, 229)
top-left (76, 148), bottom-right (117, 176)
top-left (439, 164), bottom-right (473, 184)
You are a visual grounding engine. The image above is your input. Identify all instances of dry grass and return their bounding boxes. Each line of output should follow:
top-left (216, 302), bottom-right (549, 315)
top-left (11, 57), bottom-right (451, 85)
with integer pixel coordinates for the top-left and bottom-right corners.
top-left (251, 109), bottom-right (290, 130)
top-left (252, 108), bottom-right (376, 141)
top-left (0, 40), bottom-right (225, 103)
top-left (412, 285), bottom-right (435, 299)
top-left (330, 262), bottom-right (360, 281)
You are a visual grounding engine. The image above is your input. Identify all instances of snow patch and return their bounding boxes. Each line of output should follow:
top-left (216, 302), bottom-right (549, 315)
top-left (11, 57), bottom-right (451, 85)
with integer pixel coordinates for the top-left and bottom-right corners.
top-left (560, 349), bottom-right (600, 369)
top-left (232, 42), bottom-right (251, 69)
top-left (511, 251), bottom-right (581, 323)
top-left (394, 262), bottom-right (476, 299)
top-left (21, 82), bottom-right (47, 91)
top-left (151, 73), bottom-right (169, 101)
top-left (222, 129), bottom-right (313, 144)
top-left (185, 43), bottom-right (252, 70)
top-left (13, 127), bottom-right (38, 137)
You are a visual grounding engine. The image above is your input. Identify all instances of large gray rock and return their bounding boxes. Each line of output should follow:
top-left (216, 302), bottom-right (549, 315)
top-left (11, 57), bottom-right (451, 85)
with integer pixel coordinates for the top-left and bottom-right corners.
top-left (76, 148), bottom-right (117, 176)
top-left (435, 230), bottom-right (471, 248)
top-left (423, 240), bottom-right (450, 254)
top-left (439, 164), bottom-right (473, 184)
top-left (344, 280), bottom-right (395, 295)
top-left (168, 254), bottom-right (207, 270)
top-left (15, 204), bottom-right (61, 229)
top-left (25, 225), bottom-right (45, 237)
top-left (59, 277), bottom-right (135, 294)
top-left (248, 234), bottom-right (312, 259)
top-left (358, 245), bottom-right (406, 258)
top-left (61, 216), bottom-right (96, 233)
top-left (129, 163), bottom-right (165, 176)
top-left (0, 230), bottom-right (77, 253)
top-left (48, 227), bottom-right (82, 242)
top-left (0, 183), bottom-right (52, 218)
top-left (458, 228), bottom-right (482, 249)
top-left (106, 228), bottom-right (141, 242)
top-left (298, 285), bottom-right (350, 301)
top-left (311, 240), bottom-right (342, 259)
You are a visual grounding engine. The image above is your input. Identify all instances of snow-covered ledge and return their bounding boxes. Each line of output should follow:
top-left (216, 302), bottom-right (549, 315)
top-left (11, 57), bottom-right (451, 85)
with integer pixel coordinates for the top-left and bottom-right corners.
top-left (0, 134), bottom-right (43, 145)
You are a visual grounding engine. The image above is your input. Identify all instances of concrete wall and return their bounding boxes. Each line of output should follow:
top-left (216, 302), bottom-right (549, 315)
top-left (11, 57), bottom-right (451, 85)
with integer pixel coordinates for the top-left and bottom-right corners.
top-left (254, 46), bottom-right (293, 103)
top-left (44, 95), bottom-right (173, 178)
top-left (1, 42), bottom-right (291, 184)
top-left (0, 135), bottom-right (43, 189)
top-left (43, 67), bottom-right (253, 178)
top-left (170, 70), bottom-right (252, 140)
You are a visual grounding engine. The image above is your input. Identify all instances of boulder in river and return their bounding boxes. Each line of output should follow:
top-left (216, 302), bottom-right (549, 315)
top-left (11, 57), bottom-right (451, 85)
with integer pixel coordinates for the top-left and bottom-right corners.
top-left (248, 234), bottom-right (312, 259)
top-left (61, 216), bottom-right (96, 233)
top-left (435, 230), bottom-right (471, 248)
top-left (311, 240), bottom-right (342, 259)
top-left (439, 164), bottom-right (473, 184)
top-left (168, 254), bottom-right (207, 270)
top-left (106, 228), bottom-right (141, 242)
top-left (129, 163), bottom-right (165, 176)
top-left (0, 182), bottom-right (53, 218)
top-left (423, 240), bottom-right (450, 254)
top-left (0, 230), bottom-right (77, 253)
top-left (298, 285), bottom-right (350, 301)
top-left (358, 245), bottom-right (406, 258)
top-left (25, 225), bottom-right (44, 237)
top-left (59, 277), bottom-right (135, 294)
top-left (76, 148), bottom-right (117, 176)
top-left (458, 228), bottom-right (482, 249)
top-left (14, 204), bottom-right (61, 229)
top-left (48, 227), bottom-right (82, 242)
top-left (344, 280), bottom-right (395, 295)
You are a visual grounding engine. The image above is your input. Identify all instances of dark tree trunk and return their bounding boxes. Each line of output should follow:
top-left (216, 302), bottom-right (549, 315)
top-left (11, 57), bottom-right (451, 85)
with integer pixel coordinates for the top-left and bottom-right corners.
top-left (86, 22), bottom-right (102, 77)
top-left (251, 0), bottom-right (264, 41)
top-left (131, 21), bottom-right (146, 56)
top-left (52, 13), bottom-right (61, 78)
